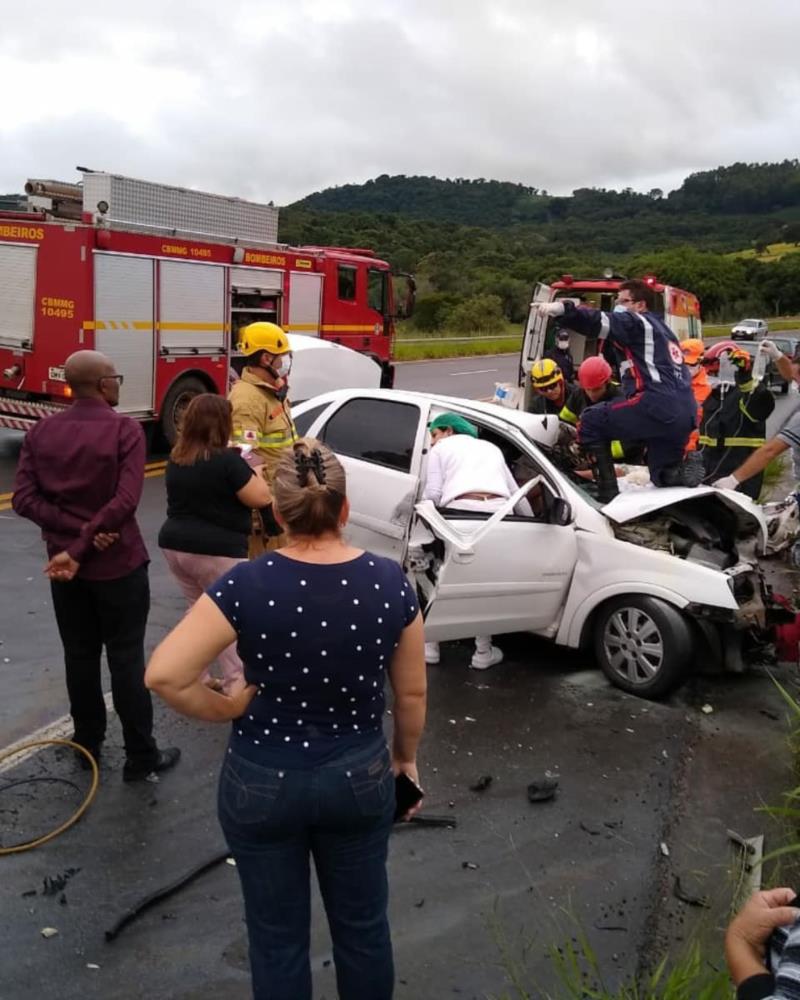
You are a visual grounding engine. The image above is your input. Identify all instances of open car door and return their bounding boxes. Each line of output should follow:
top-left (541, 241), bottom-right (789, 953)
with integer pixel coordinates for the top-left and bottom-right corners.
top-left (410, 478), bottom-right (579, 642)
top-left (315, 394), bottom-right (430, 562)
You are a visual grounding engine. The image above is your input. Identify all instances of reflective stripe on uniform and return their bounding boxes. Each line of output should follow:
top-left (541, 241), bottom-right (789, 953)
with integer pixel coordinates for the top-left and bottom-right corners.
top-left (611, 440), bottom-right (625, 460)
top-left (559, 406), bottom-right (579, 425)
top-left (722, 437), bottom-right (766, 447)
top-left (698, 435), bottom-right (716, 447)
top-left (637, 314), bottom-right (661, 384)
top-left (232, 427), bottom-right (296, 448)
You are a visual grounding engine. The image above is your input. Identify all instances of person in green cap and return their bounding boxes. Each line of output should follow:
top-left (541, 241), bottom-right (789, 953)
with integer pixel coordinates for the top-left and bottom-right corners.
top-left (422, 412), bottom-right (526, 670)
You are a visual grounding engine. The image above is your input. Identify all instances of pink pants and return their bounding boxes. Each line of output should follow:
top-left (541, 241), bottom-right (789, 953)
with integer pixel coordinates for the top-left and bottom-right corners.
top-left (161, 549), bottom-right (245, 689)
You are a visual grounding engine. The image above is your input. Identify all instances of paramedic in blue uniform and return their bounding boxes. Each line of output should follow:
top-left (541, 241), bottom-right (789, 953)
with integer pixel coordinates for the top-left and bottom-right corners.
top-left (536, 279), bottom-right (700, 500)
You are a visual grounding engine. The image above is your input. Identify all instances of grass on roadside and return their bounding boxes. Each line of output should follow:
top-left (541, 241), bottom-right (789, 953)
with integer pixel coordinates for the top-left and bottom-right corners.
top-left (759, 455), bottom-right (787, 503)
top-left (487, 911), bottom-right (732, 1000)
top-left (395, 337), bottom-right (521, 361)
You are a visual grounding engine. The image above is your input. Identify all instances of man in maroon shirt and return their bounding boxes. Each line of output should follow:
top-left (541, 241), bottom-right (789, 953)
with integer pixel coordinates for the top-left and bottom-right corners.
top-left (13, 350), bottom-right (180, 782)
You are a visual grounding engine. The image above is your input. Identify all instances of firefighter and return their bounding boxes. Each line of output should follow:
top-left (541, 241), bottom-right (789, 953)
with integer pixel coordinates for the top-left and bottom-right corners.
top-left (699, 340), bottom-right (776, 500)
top-left (528, 358), bottom-right (567, 415)
top-left (228, 322), bottom-right (298, 552)
top-left (560, 356), bottom-right (620, 423)
top-left (561, 355), bottom-right (645, 468)
top-left (536, 279), bottom-right (700, 500)
top-left (680, 338), bottom-right (712, 452)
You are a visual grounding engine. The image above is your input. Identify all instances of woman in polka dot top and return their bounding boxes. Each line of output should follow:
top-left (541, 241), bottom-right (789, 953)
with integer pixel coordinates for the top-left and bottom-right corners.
top-left (146, 439), bottom-right (426, 1000)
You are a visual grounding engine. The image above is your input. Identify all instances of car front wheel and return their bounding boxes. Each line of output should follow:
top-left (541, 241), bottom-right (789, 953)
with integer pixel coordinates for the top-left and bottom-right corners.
top-left (593, 596), bottom-right (692, 698)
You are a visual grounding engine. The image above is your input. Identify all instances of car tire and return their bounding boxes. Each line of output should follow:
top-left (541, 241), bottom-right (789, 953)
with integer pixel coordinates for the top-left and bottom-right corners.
top-left (593, 595), bottom-right (692, 699)
top-left (160, 375), bottom-right (209, 447)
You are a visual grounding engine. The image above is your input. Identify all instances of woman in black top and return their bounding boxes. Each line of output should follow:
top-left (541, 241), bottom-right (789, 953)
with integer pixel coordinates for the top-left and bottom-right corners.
top-left (158, 394), bottom-right (271, 691)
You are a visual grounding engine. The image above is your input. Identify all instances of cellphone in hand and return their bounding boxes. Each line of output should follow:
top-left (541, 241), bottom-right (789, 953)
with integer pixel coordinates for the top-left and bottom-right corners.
top-left (394, 772), bottom-right (424, 822)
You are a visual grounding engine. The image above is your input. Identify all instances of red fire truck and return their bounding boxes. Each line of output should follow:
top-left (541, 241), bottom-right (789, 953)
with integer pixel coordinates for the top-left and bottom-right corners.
top-left (0, 170), bottom-right (413, 441)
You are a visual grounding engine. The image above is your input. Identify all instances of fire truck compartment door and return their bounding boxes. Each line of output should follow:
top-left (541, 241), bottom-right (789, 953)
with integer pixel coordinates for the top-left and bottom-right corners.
top-left (159, 260), bottom-right (226, 353)
top-left (288, 272), bottom-right (323, 336)
top-left (230, 267), bottom-right (283, 293)
top-left (94, 253), bottom-right (155, 413)
top-left (0, 242), bottom-right (37, 349)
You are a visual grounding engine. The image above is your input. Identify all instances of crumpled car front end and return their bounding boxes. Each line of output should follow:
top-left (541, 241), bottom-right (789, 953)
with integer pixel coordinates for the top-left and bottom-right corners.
top-left (603, 487), bottom-right (789, 671)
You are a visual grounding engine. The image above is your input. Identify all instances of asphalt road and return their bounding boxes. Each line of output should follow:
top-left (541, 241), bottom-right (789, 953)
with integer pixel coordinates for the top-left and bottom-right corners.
top-left (1, 360), bottom-right (799, 999)
top-left (394, 353), bottom-right (518, 400)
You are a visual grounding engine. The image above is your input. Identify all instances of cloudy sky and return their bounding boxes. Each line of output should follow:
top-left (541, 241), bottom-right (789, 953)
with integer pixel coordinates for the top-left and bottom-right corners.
top-left (1, 0), bottom-right (798, 206)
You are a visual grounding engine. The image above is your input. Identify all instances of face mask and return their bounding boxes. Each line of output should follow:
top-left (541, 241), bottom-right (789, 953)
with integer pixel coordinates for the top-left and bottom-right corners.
top-left (613, 304), bottom-right (629, 313)
top-left (273, 355), bottom-right (292, 378)
top-left (556, 340), bottom-right (569, 351)
top-left (687, 363), bottom-right (701, 377)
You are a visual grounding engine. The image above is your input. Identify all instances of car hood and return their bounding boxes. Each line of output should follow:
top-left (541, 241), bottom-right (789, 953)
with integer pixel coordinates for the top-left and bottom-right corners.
top-left (601, 486), bottom-right (767, 547)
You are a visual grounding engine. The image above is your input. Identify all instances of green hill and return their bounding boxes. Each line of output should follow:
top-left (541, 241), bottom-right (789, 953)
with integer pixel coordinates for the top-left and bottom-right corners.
top-left (282, 162), bottom-right (800, 325)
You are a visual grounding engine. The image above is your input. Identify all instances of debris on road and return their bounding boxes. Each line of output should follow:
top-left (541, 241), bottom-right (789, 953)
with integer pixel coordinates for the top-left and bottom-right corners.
top-left (407, 814), bottom-right (457, 829)
top-left (527, 776), bottom-right (559, 803)
top-left (660, 842), bottom-right (670, 857)
top-left (469, 775), bottom-right (492, 792)
top-left (462, 861), bottom-right (479, 870)
top-left (701, 704), bottom-right (714, 715)
top-left (105, 849), bottom-right (229, 942)
top-left (42, 868), bottom-right (80, 897)
top-left (40, 927), bottom-right (59, 938)
top-left (579, 821), bottom-right (602, 836)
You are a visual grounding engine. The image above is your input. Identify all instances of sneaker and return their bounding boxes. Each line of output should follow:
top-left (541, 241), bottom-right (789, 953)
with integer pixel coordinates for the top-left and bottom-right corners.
top-left (424, 642), bottom-right (440, 665)
top-left (679, 451), bottom-right (705, 488)
top-left (470, 646), bottom-right (504, 670)
top-left (123, 747), bottom-right (181, 783)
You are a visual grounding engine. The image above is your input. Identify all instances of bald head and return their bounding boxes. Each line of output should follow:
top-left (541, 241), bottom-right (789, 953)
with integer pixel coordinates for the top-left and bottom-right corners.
top-left (64, 350), bottom-right (121, 405)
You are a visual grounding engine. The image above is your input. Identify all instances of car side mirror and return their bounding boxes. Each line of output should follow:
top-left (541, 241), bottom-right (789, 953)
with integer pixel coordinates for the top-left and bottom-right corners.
top-left (551, 496), bottom-right (573, 526)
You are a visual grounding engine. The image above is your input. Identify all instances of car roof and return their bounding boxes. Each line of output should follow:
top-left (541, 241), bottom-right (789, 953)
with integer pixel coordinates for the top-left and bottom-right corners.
top-left (293, 387), bottom-right (561, 445)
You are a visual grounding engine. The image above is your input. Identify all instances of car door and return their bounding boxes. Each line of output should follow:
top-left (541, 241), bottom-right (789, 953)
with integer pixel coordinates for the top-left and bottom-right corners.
top-left (411, 480), bottom-right (579, 641)
top-left (316, 395), bottom-right (429, 561)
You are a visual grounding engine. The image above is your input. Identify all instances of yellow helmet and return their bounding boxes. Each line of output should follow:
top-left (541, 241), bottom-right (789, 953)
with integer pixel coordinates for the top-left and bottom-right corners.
top-left (531, 358), bottom-right (563, 388)
top-left (237, 321), bottom-right (290, 357)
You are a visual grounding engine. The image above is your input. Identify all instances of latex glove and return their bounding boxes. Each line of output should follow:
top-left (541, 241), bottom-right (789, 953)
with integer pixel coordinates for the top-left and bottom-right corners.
top-left (759, 339), bottom-right (783, 361)
top-left (534, 301), bottom-right (565, 318)
top-left (713, 474), bottom-right (740, 490)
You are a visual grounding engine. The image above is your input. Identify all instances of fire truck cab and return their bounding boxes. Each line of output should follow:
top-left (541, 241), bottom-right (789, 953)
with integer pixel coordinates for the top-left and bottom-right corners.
top-left (0, 170), bottom-right (413, 442)
top-left (519, 273), bottom-right (702, 410)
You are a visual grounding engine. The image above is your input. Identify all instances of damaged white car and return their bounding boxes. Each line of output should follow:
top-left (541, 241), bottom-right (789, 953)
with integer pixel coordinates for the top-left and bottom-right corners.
top-left (292, 389), bottom-right (783, 698)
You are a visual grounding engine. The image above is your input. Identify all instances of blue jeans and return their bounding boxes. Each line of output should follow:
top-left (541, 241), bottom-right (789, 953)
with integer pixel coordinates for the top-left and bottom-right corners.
top-left (218, 736), bottom-right (395, 1000)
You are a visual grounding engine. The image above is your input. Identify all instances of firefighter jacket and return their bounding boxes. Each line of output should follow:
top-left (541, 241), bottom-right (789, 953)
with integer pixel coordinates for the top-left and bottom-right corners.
top-left (228, 368), bottom-right (297, 484)
top-left (559, 382), bottom-right (638, 461)
top-left (699, 375), bottom-right (775, 500)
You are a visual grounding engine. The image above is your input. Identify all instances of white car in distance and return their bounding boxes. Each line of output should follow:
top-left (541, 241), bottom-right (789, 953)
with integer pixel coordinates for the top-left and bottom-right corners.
top-left (731, 318), bottom-right (769, 340)
top-left (292, 389), bottom-right (773, 699)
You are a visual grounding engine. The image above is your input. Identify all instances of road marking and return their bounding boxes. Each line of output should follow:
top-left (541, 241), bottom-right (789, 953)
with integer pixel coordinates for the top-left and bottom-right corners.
top-left (0, 692), bottom-right (114, 775)
top-left (449, 368), bottom-right (498, 377)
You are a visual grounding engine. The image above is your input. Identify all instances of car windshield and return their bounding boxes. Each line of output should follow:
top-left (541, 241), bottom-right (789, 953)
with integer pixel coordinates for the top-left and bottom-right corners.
top-left (740, 320), bottom-right (759, 327)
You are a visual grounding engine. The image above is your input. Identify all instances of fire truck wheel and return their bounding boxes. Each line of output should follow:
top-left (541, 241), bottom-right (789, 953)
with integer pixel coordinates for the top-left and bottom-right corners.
top-left (160, 376), bottom-right (210, 446)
